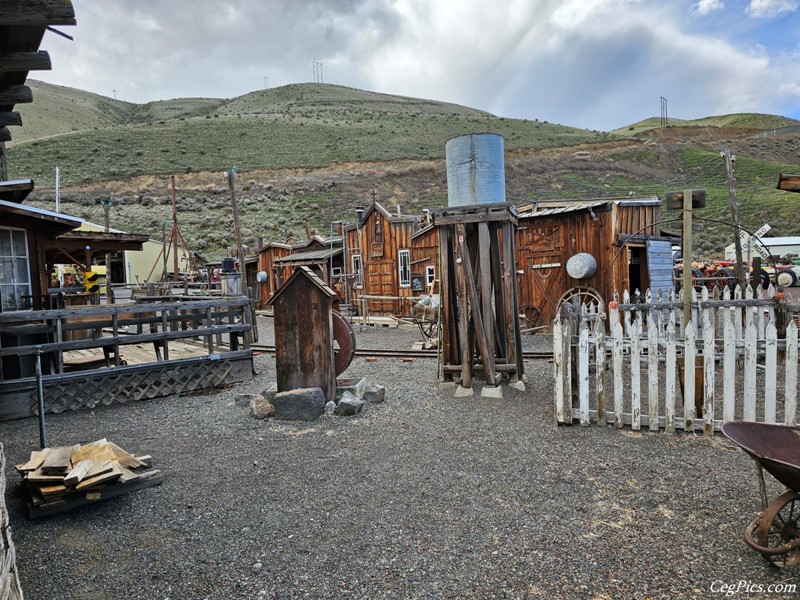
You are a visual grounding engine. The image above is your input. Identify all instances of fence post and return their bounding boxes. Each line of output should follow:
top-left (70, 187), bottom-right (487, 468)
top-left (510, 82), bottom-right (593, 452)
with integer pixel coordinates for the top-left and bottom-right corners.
top-left (553, 314), bottom-right (564, 424)
top-left (723, 319), bottom-right (736, 423)
top-left (703, 307), bottom-right (715, 436)
top-left (648, 313), bottom-right (660, 431)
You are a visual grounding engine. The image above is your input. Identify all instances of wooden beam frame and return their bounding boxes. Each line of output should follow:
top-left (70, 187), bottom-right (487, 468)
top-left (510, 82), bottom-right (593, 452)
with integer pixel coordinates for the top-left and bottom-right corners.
top-left (0, 51), bottom-right (52, 72)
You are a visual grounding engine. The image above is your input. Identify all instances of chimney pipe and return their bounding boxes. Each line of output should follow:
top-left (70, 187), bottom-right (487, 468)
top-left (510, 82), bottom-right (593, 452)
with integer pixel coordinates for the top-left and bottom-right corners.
top-left (355, 206), bottom-right (365, 222)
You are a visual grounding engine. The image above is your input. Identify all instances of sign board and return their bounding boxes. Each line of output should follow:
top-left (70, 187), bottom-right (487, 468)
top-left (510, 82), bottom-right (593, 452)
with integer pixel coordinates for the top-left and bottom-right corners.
top-left (740, 223), bottom-right (771, 251)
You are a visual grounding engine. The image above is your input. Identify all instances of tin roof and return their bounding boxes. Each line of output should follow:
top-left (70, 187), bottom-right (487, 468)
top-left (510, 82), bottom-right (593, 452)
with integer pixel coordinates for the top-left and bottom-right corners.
top-left (517, 197), bottom-right (659, 218)
top-left (274, 246), bottom-right (342, 265)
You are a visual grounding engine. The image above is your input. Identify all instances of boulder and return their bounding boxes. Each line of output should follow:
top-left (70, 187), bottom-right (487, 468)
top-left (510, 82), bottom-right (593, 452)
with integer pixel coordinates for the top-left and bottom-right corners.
top-left (334, 392), bottom-right (365, 416)
top-left (324, 401), bottom-right (336, 417)
top-left (363, 383), bottom-right (386, 404)
top-left (250, 395), bottom-right (275, 419)
top-left (272, 387), bottom-right (326, 421)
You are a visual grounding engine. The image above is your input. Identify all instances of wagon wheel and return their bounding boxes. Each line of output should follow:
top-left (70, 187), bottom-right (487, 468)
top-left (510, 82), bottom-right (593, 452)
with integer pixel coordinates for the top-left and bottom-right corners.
top-left (520, 305), bottom-right (544, 332)
top-left (418, 319), bottom-right (439, 342)
top-left (744, 490), bottom-right (800, 568)
top-left (777, 269), bottom-right (797, 288)
top-left (332, 310), bottom-right (357, 376)
top-left (557, 287), bottom-right (604, 320)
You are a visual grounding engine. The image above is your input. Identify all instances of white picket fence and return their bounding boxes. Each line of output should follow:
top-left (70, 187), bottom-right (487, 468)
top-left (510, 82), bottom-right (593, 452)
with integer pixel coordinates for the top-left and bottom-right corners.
top-left (554, 284), bottom-right (800, 435)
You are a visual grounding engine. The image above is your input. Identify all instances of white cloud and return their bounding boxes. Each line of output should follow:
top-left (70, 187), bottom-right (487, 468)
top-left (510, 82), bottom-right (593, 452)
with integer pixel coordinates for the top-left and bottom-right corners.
top-left (694, 0), bottom-right (725, 15)
top-left (34, 0), bottom-right (800, 131)
top-left (746, 0), bottom-right (798, 18)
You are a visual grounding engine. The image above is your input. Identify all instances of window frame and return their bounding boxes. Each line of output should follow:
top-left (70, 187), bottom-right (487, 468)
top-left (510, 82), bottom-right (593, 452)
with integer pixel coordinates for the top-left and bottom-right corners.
top-left (398, 249), bottom-right (411, 288)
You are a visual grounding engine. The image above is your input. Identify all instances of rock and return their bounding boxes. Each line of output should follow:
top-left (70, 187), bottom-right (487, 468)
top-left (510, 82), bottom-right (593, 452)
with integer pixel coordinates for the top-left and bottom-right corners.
top-left (272, 387), bottom-right (326, 421)
top-left (250, 395), bottom-right (275, 419)
top-left (262, 384), bottom-right (278, 403)
top-left (235, 393), bottom-right (259, 407)
top-left (336, 377), bottom-right (367, 400)
top-left (324, 401), bottom-right (336, 417)
top-left (363, 383), bottom-right (386, 404)
top-left (334, 392), bottom-right (365, 416)
top-left (252, 562), bottom-right (263, 573)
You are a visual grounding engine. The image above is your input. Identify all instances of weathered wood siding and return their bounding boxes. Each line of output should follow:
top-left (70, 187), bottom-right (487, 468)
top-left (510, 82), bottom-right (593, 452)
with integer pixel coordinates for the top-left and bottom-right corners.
top-left (411, 226), bottom-right (439, 293)
top-left (257, 244), bottom-right (292, 307)
top-left (271, 274), bottom-right (335, 402)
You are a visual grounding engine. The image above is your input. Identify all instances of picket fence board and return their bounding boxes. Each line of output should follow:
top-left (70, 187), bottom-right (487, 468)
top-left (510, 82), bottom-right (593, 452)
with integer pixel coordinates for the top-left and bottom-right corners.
top-left (555, 284), bottom-right (800, 435)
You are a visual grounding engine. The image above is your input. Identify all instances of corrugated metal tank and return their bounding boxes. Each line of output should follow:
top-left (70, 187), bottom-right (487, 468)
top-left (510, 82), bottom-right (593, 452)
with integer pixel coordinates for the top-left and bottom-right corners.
top-left (445, 133), bottom-right (506, 206)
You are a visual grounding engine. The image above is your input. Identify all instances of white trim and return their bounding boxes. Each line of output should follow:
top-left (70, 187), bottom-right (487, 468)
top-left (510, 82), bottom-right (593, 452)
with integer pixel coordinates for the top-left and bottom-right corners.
top-left (398, 249), bottom-right (411, 288)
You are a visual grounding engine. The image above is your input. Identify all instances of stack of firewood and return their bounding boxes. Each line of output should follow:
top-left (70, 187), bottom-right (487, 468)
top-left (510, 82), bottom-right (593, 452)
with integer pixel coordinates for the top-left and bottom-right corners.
top-left (15, 438), bottom-right (162, 518)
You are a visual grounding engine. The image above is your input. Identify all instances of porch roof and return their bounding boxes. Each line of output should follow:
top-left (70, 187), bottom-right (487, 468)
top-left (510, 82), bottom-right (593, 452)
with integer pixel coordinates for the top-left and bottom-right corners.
top-left (274, 246), bottom-right (342, 266)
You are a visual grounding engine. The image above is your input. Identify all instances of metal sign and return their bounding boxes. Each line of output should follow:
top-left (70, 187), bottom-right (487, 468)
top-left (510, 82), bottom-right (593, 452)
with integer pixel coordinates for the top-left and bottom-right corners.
top-left (740, 223), bottom-right (771, 251)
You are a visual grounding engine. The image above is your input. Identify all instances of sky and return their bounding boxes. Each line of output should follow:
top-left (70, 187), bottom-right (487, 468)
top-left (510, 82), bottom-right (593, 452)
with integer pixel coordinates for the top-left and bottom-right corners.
top-left (36, 0), bottom-right (800, 131)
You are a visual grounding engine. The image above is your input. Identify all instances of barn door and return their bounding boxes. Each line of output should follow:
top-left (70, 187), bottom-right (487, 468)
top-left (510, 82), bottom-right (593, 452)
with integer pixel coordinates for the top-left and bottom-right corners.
top-left (366, 260), bottom-right (395, 314)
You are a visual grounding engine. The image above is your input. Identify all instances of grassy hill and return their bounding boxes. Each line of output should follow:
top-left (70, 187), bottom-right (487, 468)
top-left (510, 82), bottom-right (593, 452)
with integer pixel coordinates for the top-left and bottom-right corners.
top-left (8, 81), bottom-right (800, 262)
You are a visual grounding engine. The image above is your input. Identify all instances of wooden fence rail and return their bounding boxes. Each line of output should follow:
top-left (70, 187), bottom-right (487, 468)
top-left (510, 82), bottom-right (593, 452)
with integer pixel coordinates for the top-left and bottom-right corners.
top-left (554, 284), bottom-right (800, 435)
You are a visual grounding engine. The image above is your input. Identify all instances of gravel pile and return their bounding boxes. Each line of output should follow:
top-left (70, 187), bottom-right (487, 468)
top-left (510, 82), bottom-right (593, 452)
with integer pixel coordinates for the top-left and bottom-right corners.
top-left (2, 317), bottom-right (798, 599)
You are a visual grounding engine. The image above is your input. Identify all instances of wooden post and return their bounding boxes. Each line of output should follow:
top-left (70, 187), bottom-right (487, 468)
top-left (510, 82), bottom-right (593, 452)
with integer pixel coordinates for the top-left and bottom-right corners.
top-left (0, 142), bottom-right (7, 181)
top-left (682, 189), bottom-right (693, 332)
top-left (453, 227), bottom-right (472, 389)
top-left (170, 176), bottom-right (179, 283)
top-left (724, 150), bottom-right (747, 291)
top-left (226, 170), bottom-right (248, 295)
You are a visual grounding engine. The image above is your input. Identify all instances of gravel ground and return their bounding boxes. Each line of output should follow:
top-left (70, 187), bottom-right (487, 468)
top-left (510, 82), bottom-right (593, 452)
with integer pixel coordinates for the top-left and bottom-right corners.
top-left (2, 317), bottom-right (799, 599)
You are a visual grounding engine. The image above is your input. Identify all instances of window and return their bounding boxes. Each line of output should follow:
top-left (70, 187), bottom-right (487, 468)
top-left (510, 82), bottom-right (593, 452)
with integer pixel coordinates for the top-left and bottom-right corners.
top-left (0, 227), bottom-right (32, 312)
top-left (398, 249), bottom-right (411, 288)
top-left (426, 265), bottom-right (436, 288)
top-left (331, 267), bottom-right (342, 278)
top-left (352, 254), bottom-right (363, 289)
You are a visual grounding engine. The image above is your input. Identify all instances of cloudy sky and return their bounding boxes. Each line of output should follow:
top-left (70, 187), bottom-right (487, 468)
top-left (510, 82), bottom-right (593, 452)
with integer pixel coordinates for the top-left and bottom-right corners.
top-left (37, 0), bottom-right (800, 131)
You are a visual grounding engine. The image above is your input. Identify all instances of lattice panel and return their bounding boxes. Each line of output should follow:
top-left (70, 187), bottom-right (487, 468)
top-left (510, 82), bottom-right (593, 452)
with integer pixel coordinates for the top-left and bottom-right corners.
top-left (30, 360), bottom-right (234, 415)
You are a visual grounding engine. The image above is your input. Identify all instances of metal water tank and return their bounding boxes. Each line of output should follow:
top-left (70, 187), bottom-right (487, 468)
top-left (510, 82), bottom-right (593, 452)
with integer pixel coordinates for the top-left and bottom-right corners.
top-left (445, 133), bottom-right (506, 206)
top-left (566, 253), bottom-right (597, 279)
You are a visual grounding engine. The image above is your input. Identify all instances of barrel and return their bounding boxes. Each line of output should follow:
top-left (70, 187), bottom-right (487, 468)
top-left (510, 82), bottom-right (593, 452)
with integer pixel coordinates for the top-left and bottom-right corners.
top-left (445, 133), bottom-right (506, 206)
top-left (566, 253), bottom-right (597, 279)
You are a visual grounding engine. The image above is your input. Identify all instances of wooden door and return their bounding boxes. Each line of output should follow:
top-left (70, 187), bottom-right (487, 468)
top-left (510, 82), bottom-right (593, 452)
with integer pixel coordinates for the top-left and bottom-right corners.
top-left (366, 260), bottom-right (396, 314)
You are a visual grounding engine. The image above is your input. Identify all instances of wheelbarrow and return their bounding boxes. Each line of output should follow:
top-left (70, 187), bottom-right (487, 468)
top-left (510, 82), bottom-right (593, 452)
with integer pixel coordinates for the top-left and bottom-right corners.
top-left (722, 421), bottom-right (800, 567)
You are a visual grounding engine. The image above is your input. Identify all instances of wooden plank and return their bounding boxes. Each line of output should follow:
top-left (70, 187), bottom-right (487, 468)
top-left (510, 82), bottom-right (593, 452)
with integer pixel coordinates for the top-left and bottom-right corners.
top-left (107, 442), bottom-right (147, 468)
top-left (777, 174), bottom-right (800, 193)
top-left (75, 462), bottom-right (120, 491)
top-left (63, 459), bottom-right (93, 486)
top-left (71, 439), bottom-right (115, 464)
top-left (648, 322), bottom-right (659, 431)
top-left (595, 316), bottom-right (606, 424)
top-left (0, 113), bottom-right (22, 127)
top-left (578, 323), bottom-right (590, 425)
top-left (29, 470), bottom-right (163, 519)
top-left (723, 320), bottom-right (736, 423)
top-left (0, 51), bottom-right (52, 72)
top-left (25, 468), bottom-right (65, 483)
top-left (0, 0), bottom-right (77, 24)
top-left (630, 318), bottom-right (641, 430)
top-left (665, 318), bottom-right (677, 432)
top-left (553, 316), bottom-right (565, 424)
top-left (15, 449), bottom-right (48, 472)
top-left (703, 308), bottom-right (715, 436)
top-left (765, 321), bottom-right (778, 423)
top-left (613, 321), bottom-right (624, 428)
top-left (40, 444), bottom-right (78, 474)
top-left (683, 323), bottom-right (697, 432)
top-left (743, 321), bottom-right (757, 421)
top-left (786, 321), bottom-right (799, 425)
top-left (0, 84), bottom-right (32, 105)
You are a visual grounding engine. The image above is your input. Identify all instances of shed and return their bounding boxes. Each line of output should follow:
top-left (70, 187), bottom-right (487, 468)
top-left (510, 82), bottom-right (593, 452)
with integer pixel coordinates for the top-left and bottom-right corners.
top-left (410, 223), bottom-right (439, 293)
top-left (515, 197), bottom-right (669, 327)
top-left (267, 266), bottom-right (337, 402)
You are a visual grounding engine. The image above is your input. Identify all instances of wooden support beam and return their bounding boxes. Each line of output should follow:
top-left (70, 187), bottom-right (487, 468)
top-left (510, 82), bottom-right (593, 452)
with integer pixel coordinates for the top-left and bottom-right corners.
top-left (0, 128), bottom-right (11, 143)
top-left (0, 84), bottom-right (33, 105)
top-left (453, 227), bottom-right (472, 388)
top-left (0, 112), bottom-right (22, 127)
top-left (0, 1), bottom-right (76, 25)
top-left (0, 51), bottom-right (52, 72)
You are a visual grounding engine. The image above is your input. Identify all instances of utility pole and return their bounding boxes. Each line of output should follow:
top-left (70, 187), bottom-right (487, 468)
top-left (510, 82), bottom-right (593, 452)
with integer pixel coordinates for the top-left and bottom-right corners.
top-left (660, 97), bottom-right (668, 127)
top-left (723, 150), bottom-right (747, 291)
top-left (263, 76), bottom-right (268, 89)
top-left (226, 168), bottom-right (248, 295)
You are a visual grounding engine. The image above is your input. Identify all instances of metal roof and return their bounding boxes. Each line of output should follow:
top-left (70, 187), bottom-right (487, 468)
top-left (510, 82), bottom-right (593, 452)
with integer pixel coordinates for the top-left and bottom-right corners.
top-left (518, 200), bottom-right (610, 217)
top-left (0, 198), bottom-right (82, 227)
top-left (274, 246), bottom-right (342, 265)
top-left (518, 197), bottom-right (660, 218)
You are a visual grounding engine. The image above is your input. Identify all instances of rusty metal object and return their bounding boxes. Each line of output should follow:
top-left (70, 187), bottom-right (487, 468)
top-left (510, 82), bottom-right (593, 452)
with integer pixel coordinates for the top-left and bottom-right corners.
top-left (332, 310), bottom-right (356, 376)
top-left (744, 491), bottom-right (800, 567)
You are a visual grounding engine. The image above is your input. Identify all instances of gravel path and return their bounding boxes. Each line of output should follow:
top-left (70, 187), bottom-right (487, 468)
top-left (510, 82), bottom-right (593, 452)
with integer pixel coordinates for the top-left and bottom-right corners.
top-left (2, 317), bottom-right (799, 599)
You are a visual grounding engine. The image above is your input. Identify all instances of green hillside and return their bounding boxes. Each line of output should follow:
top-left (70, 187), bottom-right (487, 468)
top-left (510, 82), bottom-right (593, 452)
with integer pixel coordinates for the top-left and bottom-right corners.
top-left (8, 81), bottom-right (800, 262)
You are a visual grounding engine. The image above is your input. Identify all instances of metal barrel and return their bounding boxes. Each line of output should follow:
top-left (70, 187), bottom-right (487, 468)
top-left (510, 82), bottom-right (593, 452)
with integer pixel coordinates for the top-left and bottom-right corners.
top-left (445, 133), bottom-right (506, 206)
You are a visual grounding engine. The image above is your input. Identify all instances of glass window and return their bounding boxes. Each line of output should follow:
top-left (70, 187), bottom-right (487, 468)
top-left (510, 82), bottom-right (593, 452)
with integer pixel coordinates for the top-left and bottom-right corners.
top-left (0, 227), bottom-right (32, 312)
top-left (352, 254), bottom-right (363, 289)
top-left (426, 265), bottom-right (436, 287)
top-left (398, 249), bottom-right (411, 288)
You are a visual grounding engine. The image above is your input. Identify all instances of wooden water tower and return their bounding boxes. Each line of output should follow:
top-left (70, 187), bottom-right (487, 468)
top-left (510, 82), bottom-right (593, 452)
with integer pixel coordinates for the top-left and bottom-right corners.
top-left (434, 134), bottom-right (524, 398)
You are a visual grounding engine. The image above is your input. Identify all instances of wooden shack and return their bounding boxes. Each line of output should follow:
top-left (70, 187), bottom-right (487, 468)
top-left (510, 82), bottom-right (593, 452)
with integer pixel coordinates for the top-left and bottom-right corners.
top-left (515, 197), bottom-right (673, 327)
top-left (343, 201), bottom-right (419, 316)
top-left (410, 221), bottom-right (439, 294)
top-left (267, 266), bottom-right (336, 402)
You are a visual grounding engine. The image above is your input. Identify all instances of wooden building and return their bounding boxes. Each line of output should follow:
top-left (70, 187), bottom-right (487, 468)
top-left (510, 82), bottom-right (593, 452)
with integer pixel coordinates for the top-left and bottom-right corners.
top-left (256, 236), bottom-right (344, 308)
top-left (410, 218), bottom-right (439, 294)
top-left (515, 197), bottom-right (673, 327)
top-left (267, 266), bottom-right (337, 402)
top-left (343, 201), bottom-right (419, 316)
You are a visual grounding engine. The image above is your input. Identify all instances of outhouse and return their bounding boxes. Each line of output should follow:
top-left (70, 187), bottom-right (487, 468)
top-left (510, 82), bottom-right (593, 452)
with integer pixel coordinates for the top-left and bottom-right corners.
top-left (267, 266), bottom-right (337, 402)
